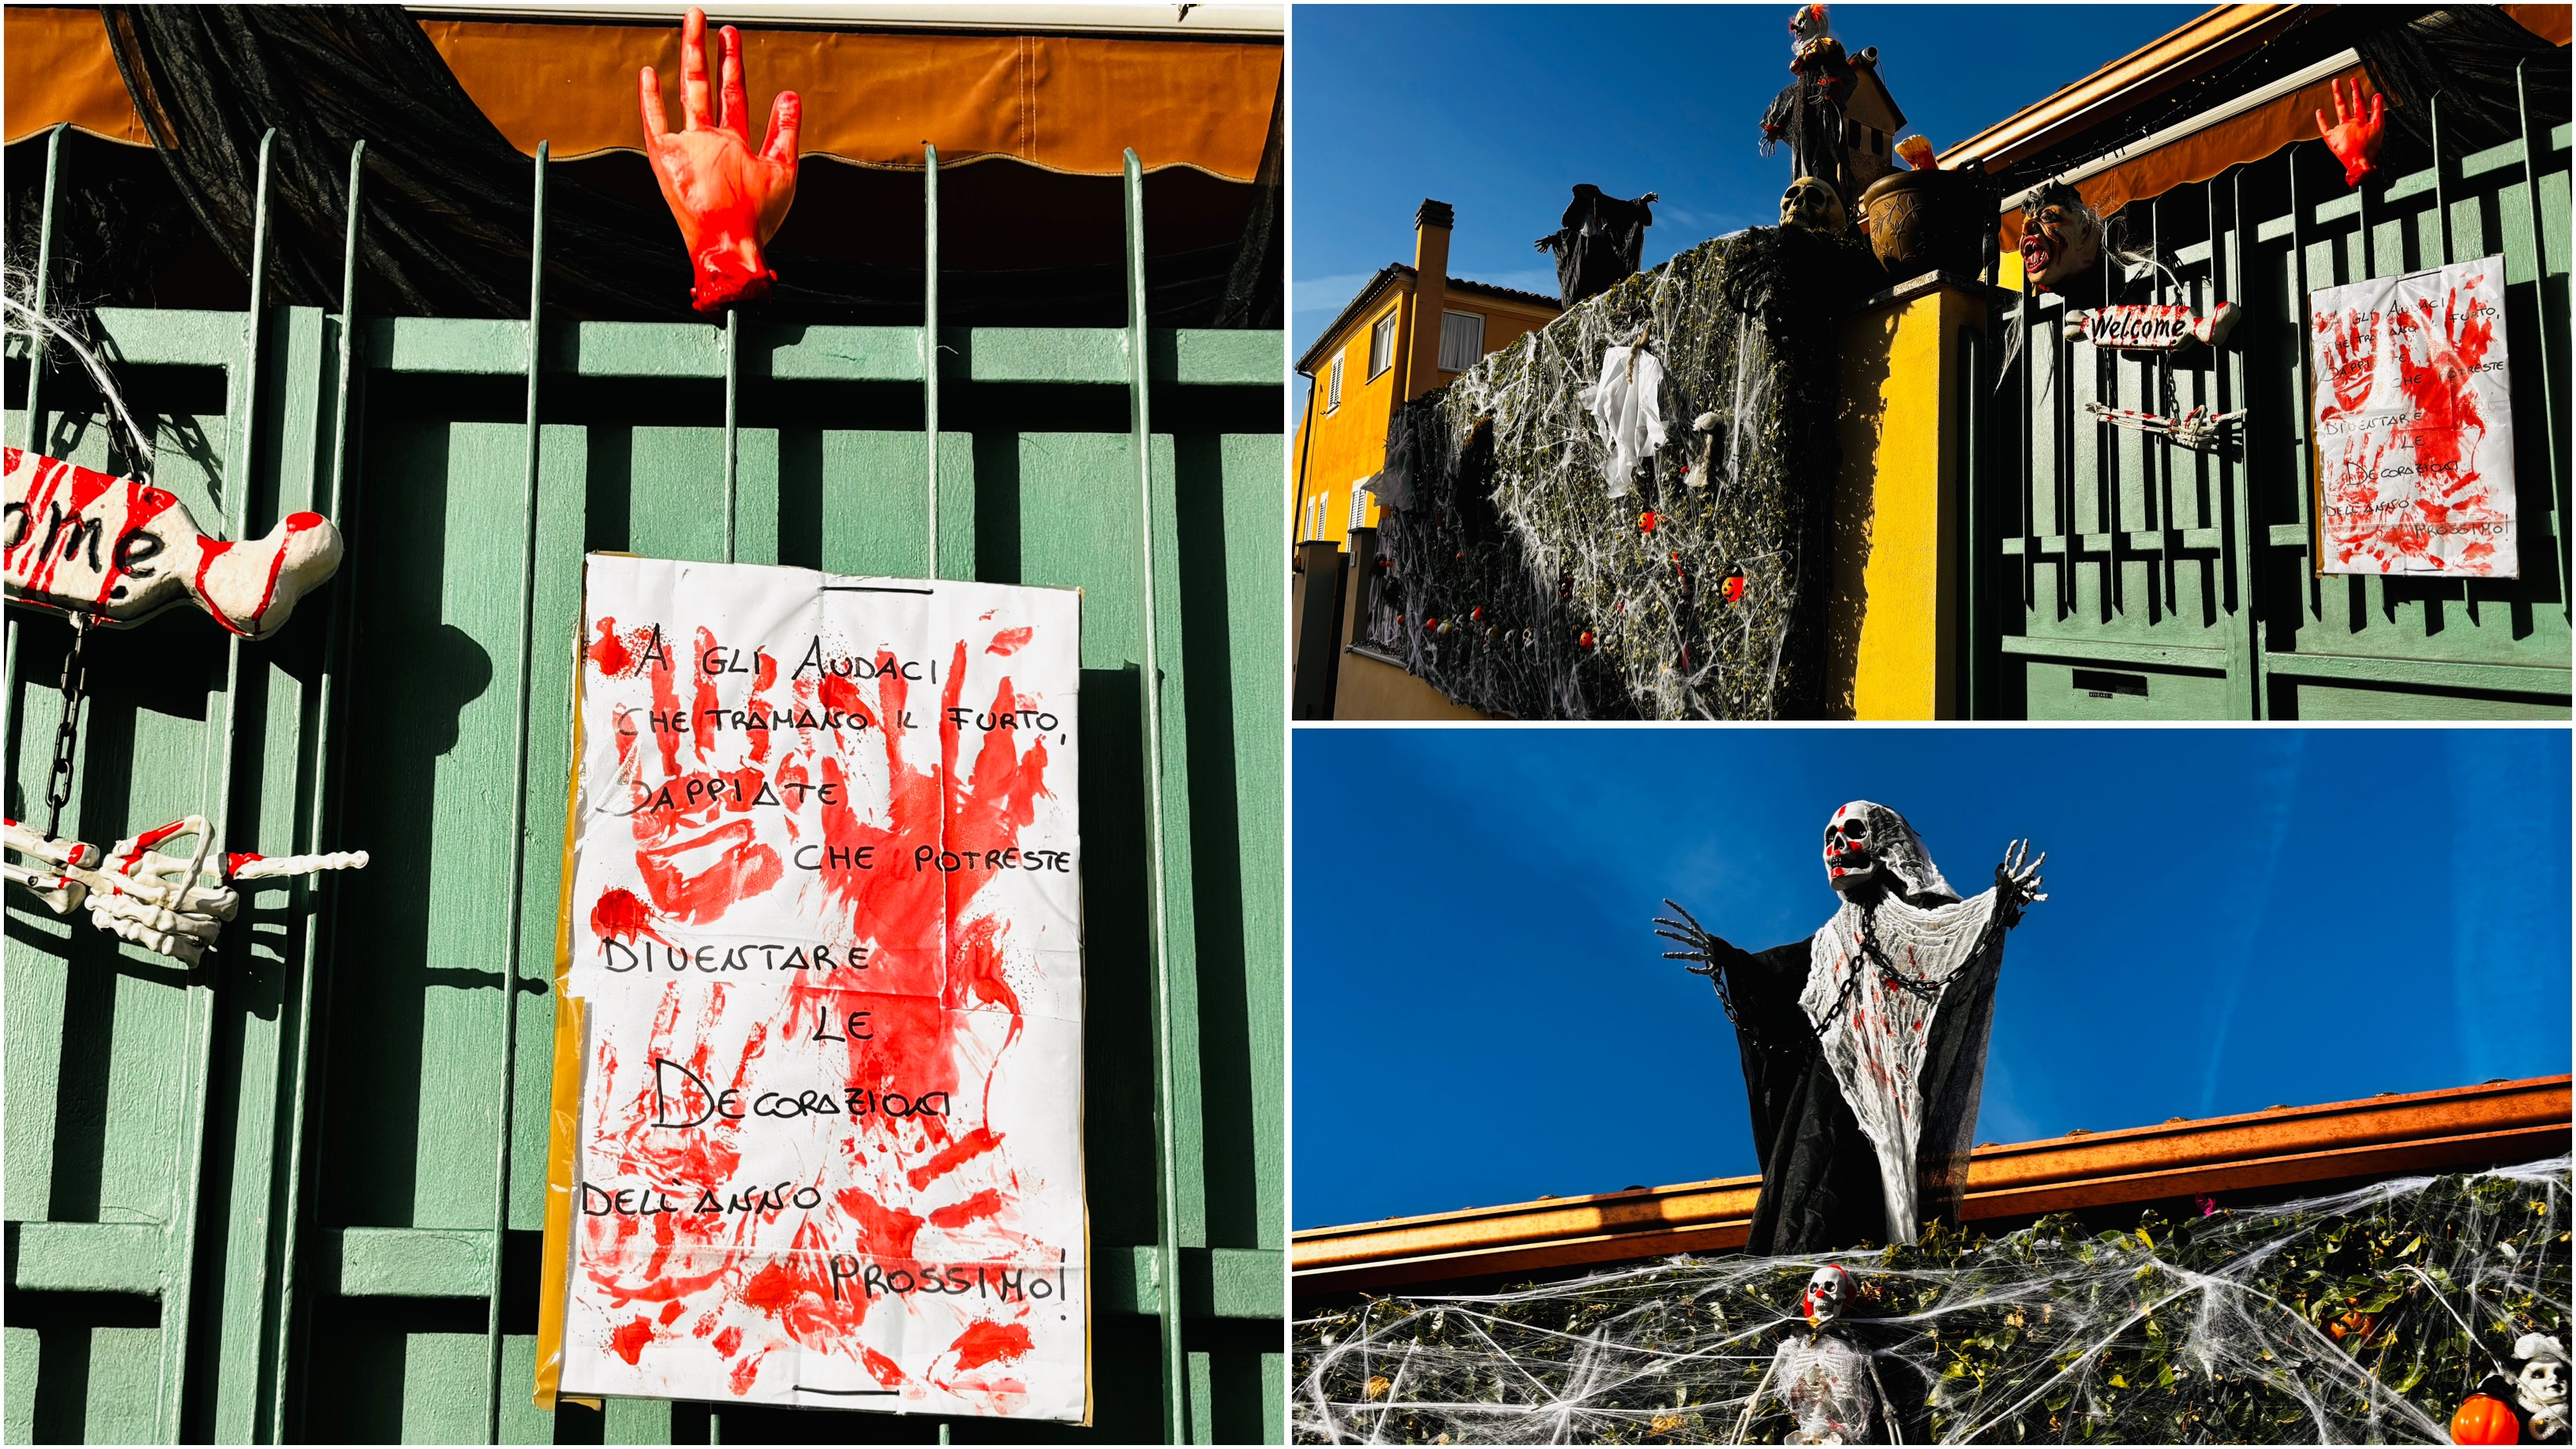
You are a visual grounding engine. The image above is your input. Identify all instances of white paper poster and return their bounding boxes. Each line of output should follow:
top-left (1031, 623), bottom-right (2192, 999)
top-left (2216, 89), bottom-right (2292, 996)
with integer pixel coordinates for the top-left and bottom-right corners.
top-left (553, 555), bottom-right (1086, 1422)
top-left (2309, 254), bottom-right (2518, 577)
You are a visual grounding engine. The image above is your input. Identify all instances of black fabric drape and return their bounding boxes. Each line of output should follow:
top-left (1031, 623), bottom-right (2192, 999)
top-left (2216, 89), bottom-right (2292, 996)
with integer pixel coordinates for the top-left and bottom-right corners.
top-left (1534, 185), bottom-right (1655, 309)
top-left (2355, 6), bottom-right (2570, 159)
top-left (1210, 72), bottom-right (1282, 329)
top-left (96, 5), bottom-right (1275, 326)
top-left (103, 4), bottom-right (699, 320)
top-left (1707, 938), bottom-right (1890, 1256)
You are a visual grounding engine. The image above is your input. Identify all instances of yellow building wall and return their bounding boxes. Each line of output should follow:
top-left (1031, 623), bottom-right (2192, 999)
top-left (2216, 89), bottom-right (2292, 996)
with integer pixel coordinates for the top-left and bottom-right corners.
top-left (1294, 286), bottom-right (1412, 548)
top-left (1293, 291), bottom-right (1559, 551)
top-left (1829, 280), bottom-right (1983, 720)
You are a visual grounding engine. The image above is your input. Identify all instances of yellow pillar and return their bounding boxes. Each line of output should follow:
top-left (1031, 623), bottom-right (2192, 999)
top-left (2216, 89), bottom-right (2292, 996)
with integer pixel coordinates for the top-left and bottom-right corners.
top-left (1828, 275), bottom-right (1985, 720)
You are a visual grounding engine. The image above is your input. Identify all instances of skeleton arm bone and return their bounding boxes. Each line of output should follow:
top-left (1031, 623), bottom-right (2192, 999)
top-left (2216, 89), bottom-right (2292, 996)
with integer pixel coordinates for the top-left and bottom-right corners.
top-left (1865, 1354), bottom-right (1903, 1445)
top-left (1995, 840), bottom-right (2047, 923)
top-left (1729, 1353), bottom-right (1781, 1445)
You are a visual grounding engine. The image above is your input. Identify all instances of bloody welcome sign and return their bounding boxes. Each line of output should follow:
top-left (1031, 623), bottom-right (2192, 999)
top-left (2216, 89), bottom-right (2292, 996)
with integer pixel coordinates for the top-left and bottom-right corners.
top-left (539, 554), bottom-right (1086, 1422)
top-left (2062, 301), bottom-right (2239, 351)
top-left (2309, 256), bottom-right (2518, 578)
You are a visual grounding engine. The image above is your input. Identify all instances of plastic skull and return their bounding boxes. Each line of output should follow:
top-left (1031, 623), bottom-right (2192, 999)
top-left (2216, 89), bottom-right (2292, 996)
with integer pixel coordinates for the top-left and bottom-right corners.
top-left (1799, 1264), bottom-right (1852, 1327)
top-left (1780, 176), bottom-right (1846, 234)
top-left (1822, 803), bottom-right (1885, 893)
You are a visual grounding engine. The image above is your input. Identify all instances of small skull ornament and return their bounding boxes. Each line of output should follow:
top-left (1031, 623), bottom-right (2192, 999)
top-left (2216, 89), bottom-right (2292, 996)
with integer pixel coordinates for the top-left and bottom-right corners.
top-left (1780, 176), bottom-right (1846, 234)
top-left (2517, 1334), bottom-right (2569, 1441)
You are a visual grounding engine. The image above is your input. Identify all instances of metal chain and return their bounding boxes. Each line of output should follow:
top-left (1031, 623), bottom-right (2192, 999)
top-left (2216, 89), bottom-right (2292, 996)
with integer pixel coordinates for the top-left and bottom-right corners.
top-left (1810, 900), bottom-right (1957, 1039)
top-left (43, 614), bottom-right (89, 841)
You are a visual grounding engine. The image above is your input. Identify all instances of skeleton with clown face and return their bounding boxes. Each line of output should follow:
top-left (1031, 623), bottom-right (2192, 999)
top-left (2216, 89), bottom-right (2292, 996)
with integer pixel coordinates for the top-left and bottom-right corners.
top-left (1729, 1264), bottom-right (1913, 1445)
top-left (1659, 803), bottom-right (2043, 1254)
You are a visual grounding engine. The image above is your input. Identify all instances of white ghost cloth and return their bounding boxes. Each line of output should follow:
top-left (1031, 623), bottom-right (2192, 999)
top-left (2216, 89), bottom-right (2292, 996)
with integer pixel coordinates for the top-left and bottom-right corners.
top-left (1578, 343), bottom-right (1668, 496)
top-left (1800, 887), bottom-right (2004, 1246)
top-left (1772, 1332), bottom-right (1876, 1444)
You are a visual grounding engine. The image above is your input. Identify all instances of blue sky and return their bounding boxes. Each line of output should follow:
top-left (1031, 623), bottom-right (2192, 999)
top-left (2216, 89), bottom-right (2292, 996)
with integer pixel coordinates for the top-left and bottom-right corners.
top-left (1290, 3), bottom-right (2203, 380)
top-left (1290, 728), bottom-right (2573, 1229)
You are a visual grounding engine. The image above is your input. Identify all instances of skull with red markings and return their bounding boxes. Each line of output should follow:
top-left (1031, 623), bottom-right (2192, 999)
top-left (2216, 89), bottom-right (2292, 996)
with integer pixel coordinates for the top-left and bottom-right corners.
top-left (1799, 1265), bottom-right (1852, 1327)
top-left (1822, 803), bottom-right (1884, 895)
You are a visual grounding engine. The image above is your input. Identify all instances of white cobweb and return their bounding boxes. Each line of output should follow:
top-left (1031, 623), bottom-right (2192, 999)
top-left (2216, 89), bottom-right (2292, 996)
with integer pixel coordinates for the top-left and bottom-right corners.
top-left (1296, 1158), bottom-right (2571, 1443)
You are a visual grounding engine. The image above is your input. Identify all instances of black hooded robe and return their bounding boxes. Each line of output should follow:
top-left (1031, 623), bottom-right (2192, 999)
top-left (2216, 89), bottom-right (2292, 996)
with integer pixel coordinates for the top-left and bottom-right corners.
top-left (1701, 925), bottom-right (2007, 1256)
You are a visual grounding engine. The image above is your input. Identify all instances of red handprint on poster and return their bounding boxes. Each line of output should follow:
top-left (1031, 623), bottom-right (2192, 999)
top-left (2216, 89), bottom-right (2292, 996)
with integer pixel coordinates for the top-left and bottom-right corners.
top-left (547, 556), bottom-right (1086, 1422)
top-left (2309, 257), bottom-right (2517, 577)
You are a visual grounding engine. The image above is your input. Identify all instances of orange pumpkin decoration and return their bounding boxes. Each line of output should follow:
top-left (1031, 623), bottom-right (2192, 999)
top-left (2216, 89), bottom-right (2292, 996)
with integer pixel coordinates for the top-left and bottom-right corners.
top-left (2451, 1394), bottom-right (2520, 1444)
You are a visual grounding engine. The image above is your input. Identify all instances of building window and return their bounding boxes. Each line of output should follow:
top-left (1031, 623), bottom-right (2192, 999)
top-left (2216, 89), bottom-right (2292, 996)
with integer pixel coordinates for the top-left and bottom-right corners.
top-left (1368, 311), bottom-right (1398, 378)
top-left (1327, 352), bottom-right (1344, 411)
top-left (1348, 486), bottom-right (1370, 532)
top-left (1438, 311), bottom-right (1486, 373)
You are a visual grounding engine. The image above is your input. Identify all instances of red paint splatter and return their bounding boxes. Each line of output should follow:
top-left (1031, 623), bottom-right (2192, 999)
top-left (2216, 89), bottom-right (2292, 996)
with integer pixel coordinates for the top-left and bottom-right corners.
top-left (986, 627), bottom-right (1034, 656)
top-left (833, 1186), bottom-right (927, 1263)
top-left (658, 1299), bottom-right (687, 1326)
top-left (928, 1189), bottom-right (1009, 1230)
top-left (713, 1326), bottom-right (742, 1357)
top-left (591, 887), bottom-right (665, 945)
top-left (949, 1319), bottom-right (1032, 1372)
top-left (611, 1316), bottom-right (656, 1365)
top-left (907, 1126), bottom-right (1005, 1192)
top-left (590, 617), bottom-right (634, 675)
top-left (728, 1349), bottom-right (765, 1397)
top-left (863, 1347), bottom-right (908, 1387)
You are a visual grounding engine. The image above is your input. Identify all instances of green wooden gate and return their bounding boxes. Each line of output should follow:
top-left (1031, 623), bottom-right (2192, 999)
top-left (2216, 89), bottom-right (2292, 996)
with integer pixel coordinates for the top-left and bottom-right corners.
top-left (1968, 77), bottom-right (2571, 719)
top-left (6, 127), bottom-right (1283, 1443)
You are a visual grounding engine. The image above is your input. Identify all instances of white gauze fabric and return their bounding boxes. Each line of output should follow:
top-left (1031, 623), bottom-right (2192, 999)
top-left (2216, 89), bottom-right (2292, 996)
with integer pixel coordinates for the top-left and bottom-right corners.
top-left (1577, 343), bottom-right (1667, 497)
top-left (1799, 887), bottom-right (2000, 1247)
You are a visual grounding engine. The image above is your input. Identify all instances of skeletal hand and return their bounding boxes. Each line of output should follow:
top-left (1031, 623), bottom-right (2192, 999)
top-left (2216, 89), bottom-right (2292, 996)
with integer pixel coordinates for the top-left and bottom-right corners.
top-left (1654, 897), bottom-right (1735, 978)
top-left (3, 816), bottom-right (366, 966)
top-left (1995, 840), bottom-right (2047, 915)
top-left (640, 7), bottom-right (801, 314)
top-left (2314, 76), bottom-right (2386, 189)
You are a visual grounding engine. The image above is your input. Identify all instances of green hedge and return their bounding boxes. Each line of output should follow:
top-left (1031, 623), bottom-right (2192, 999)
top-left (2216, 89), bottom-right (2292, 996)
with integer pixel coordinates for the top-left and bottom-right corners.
top-left (1294, 1161), bottom-right (2570, 1443)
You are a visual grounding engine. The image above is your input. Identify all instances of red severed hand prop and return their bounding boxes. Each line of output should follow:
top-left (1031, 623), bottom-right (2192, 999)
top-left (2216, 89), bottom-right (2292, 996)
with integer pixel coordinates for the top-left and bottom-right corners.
top-left (640, 8), bottom-right (800, 313)
top-left (2315, 75), bottom-right (2386, 189)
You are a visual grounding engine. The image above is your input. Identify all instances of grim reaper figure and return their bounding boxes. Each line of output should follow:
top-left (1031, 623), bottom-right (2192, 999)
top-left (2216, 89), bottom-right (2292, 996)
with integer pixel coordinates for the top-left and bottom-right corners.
top-left (1657, 802), bottom-right (2046, 1253)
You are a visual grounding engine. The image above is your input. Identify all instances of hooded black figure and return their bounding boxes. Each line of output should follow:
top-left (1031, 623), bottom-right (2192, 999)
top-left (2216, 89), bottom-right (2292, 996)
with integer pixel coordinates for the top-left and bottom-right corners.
top-left (1658, 803), bottom-right (2046, 1254)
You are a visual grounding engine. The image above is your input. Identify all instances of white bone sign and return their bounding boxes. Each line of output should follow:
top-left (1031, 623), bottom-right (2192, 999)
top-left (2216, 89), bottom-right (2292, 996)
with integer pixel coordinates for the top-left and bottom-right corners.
top-left (2063, 301), bottom-right (2240, 350)
top-left (4, 447), bottom-right (343, 638)
top-left (2, 814), bottom-right (367, 966)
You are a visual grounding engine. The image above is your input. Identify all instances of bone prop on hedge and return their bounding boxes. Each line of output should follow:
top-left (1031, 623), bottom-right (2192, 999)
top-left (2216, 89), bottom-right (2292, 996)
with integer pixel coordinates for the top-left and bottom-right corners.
top-left (2063, 301), bottom-right (2240, 351)
top-left (4, 447), bottom-right (343, 638)
top-left (2, 815), bottom-right (367, 966)
top-left (2084, 401), bottom-right (2245, 451)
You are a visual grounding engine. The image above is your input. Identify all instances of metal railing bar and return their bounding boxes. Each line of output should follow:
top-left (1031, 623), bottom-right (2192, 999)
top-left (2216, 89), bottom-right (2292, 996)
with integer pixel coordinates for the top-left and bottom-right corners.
top-left (2289, 148), bottom-right (2322, 623)
top-left (2219, 170), bottom-right (2263, 718)
top-left (2516, 60), bottom-right (2570, 620)
top-left (273, 135), bottom-right (369, 1445)
top-left (489, 139), bottom-right (549, 1446)
top-left (723, 303), bottom-right (740, 565)
top-left (925, 142), bottom-right (941, 578)
top-left (21, 124), bottom-right (66, 453)
top-left (162, 124), bottom-right (276, 1443)
top-left (1123, 146), bottom-right (1189, 1445)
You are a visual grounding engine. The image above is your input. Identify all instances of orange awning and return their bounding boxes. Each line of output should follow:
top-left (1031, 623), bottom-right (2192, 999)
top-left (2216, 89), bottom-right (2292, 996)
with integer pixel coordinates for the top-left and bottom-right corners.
top-left (4, 7), bottom-right (1279, 179)
top-left (1980, 5), bottom-right (2570, 253)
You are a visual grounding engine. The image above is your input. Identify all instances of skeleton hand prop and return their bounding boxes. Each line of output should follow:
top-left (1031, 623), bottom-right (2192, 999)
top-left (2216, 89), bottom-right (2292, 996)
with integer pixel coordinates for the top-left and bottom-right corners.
top-left (2084, 401), bottom-right (2245, 451)
top-left (1995, 839), bottom-right (2046, 918)
top-left (3, 816), bottom-right (367, 966)
top-left (640, 8), bottom-right (801, 313)
top-left (1654, 897), bottom-right (1736, 979)
top-left (6, 448), bottom-right (343, 638)
top-left (2315, 76), bottom-right (2386, 189)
